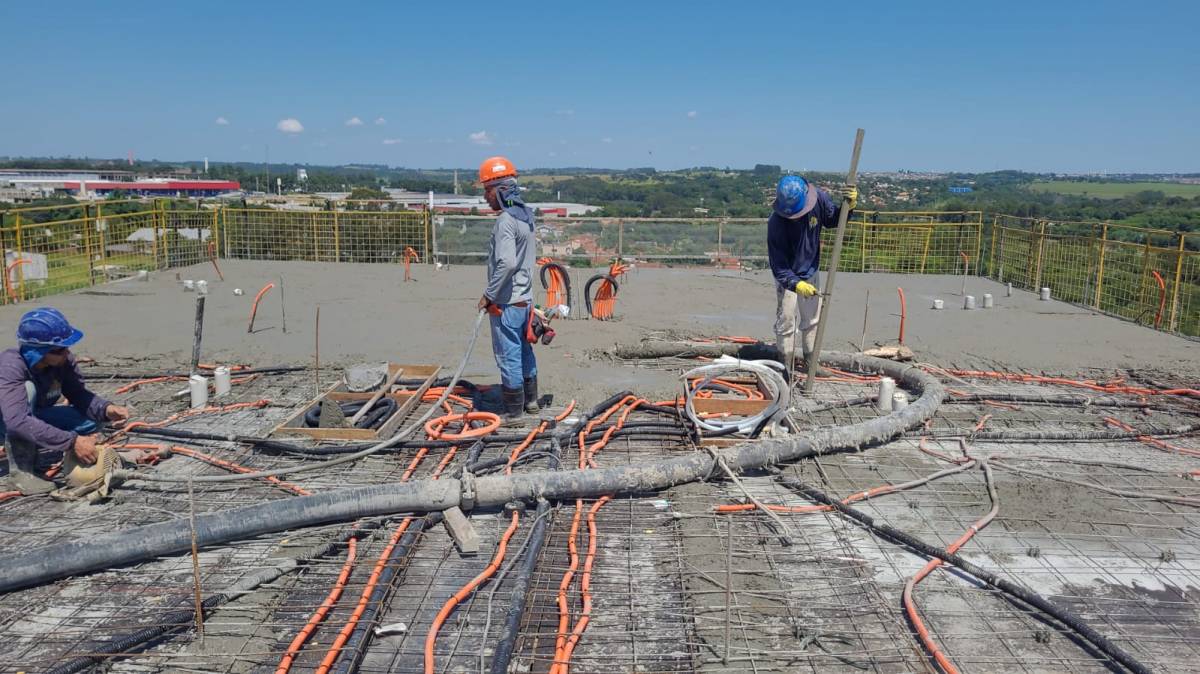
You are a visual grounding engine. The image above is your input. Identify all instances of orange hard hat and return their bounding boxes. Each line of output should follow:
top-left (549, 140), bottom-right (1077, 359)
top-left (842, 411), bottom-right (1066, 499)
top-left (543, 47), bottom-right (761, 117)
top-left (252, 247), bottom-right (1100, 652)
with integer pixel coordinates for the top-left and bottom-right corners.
top-left (478, 156), bottom-right (517, 184)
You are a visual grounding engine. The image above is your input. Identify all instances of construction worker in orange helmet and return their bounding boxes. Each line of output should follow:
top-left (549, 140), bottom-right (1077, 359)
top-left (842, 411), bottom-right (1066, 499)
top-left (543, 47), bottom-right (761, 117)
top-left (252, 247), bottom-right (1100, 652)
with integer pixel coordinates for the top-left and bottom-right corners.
top-left (475, 156), bottom-right (540, 422)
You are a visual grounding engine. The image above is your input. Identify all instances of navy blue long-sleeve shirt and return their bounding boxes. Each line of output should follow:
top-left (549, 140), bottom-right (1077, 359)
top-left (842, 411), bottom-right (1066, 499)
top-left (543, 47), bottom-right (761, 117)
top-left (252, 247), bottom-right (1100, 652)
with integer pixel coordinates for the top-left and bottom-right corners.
top-left (767, 188), bottom-right (843, 291)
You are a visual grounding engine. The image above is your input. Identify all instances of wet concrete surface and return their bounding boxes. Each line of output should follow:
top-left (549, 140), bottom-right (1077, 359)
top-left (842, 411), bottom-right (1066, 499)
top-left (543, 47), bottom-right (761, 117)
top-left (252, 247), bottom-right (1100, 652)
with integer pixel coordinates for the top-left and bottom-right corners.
top-left (0, 260), bottom-right (1195, 408)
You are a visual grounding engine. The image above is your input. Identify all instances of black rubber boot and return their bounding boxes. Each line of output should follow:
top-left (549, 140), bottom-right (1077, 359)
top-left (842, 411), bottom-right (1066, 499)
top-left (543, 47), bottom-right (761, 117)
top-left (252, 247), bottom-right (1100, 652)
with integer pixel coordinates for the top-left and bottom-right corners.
top-left (523, 377), bottom-right (540, 414)
top-left (501, 386), bottom-right (525, 426)
top-left (5, 437), bottom-right (54, 495)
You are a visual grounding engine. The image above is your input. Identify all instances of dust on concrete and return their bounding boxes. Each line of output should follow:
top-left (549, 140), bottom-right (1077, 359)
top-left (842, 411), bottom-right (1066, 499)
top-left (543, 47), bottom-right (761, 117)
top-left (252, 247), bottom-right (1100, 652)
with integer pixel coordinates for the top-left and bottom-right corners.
top-left (0, 261), bottom-right (1195, 409)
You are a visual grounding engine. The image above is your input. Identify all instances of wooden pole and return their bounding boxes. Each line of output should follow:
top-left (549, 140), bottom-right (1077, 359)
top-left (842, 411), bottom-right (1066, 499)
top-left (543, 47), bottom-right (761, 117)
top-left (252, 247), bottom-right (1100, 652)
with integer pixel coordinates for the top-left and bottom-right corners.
top-left (859, 289), bottom-right (870, 352)
top-left (803, 129), bottom-right (865, 394)
top-left (314, 306), bottom-right (321, 398)
top-left (279, 276), bottom-right (287, 334)
top-left (188, 481), bottom-right (205, 643)
top-left (190, 296), bottom-right (205, 375)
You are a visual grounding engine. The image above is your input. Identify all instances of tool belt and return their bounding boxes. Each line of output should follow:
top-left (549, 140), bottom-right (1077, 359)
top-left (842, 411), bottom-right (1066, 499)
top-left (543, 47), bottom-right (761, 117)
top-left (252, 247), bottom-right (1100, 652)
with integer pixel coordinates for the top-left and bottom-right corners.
top-left (525, 308), bottom-right (555, 345)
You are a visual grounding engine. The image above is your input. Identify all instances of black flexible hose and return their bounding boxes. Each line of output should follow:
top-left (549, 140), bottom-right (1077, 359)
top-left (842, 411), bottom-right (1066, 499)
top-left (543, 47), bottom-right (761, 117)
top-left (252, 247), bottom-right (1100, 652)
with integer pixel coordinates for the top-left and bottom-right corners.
top-left (539, 262), bottom-right (574, 312)
top-left (489, 498), bottom-right (551, 674)
top-left (92, 366), bottom-right (306, 380)
top-left (44, 594), bottom-right (225, 674)
top-left (583, 273), bottom-right (618, 319)
top-left (303, 397), bottom-right (398, 430)
top-left (921, 422), bottom-right (1200, 442)
top-left (330, 514), bottom-right (441, 674)
top-left (945, 392), bottom-right (1162, 409)
top-left (43, 519), bottom-right (389, 674)
top-left (783, 479), bottom-right (1151, 674)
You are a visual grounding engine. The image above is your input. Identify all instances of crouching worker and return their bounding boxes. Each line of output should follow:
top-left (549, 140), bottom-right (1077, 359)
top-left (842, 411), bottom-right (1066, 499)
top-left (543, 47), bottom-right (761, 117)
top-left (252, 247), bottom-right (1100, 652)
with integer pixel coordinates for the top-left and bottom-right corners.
top-left (475, 156), bottom-right (540, 423)
top-left (0, 308), bottom-right (129, 495)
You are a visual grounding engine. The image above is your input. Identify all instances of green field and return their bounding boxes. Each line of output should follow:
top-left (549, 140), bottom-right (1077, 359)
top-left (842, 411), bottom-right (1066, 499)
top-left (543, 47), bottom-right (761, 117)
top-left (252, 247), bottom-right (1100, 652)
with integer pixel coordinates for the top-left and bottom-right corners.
top-left (1030, 180), bottom-right (1200, 199)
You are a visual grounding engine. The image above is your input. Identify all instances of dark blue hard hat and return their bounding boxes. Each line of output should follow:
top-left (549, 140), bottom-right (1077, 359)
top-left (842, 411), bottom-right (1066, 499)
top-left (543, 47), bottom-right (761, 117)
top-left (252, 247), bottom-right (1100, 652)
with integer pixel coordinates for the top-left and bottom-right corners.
top-left (16, 307), bottom-right (84, 348)
top-left (773, 175), bottom-right (818, 219)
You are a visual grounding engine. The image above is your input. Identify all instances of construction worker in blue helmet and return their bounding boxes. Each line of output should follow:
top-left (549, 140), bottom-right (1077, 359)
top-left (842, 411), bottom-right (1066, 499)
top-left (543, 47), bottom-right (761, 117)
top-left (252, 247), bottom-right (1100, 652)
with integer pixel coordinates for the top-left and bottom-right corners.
top-left (0, 308), bottom-right (129, 494)
top-left (767, 175), bottom-right (857, 375)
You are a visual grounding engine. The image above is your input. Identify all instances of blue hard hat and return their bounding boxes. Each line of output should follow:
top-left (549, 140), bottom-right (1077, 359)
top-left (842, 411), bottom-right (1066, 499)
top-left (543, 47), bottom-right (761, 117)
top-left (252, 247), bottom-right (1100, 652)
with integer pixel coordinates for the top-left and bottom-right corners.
top-left (773, 175), bottom-right (819, 219)
top-left (16, 307), bottom-right (84, 348)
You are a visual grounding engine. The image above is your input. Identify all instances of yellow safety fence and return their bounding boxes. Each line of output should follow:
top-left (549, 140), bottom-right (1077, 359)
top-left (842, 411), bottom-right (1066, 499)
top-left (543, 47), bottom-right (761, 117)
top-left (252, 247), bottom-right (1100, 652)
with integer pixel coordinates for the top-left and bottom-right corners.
top-left (1, 204), bottom-right (1195, 338)
top-left (989, 215), bottom-right (1197, 336)
top-left (221, 208), bottom-right (428, 264)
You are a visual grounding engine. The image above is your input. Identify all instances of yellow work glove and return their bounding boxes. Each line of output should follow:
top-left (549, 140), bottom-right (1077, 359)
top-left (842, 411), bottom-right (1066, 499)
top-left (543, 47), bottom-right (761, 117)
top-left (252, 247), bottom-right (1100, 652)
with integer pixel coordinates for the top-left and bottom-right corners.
top-left (794, 280), bottom-right (817, 297)
top-left (842, 186), bottom-right (858, 211)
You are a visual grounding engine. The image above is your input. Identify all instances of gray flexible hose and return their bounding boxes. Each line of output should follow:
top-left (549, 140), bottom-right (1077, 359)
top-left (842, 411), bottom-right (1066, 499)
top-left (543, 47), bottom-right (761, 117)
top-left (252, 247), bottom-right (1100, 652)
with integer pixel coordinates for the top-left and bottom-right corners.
top-left (0, 353), bottom-right (941, 593)
top-left (117, 310), bottom-right (486, 484)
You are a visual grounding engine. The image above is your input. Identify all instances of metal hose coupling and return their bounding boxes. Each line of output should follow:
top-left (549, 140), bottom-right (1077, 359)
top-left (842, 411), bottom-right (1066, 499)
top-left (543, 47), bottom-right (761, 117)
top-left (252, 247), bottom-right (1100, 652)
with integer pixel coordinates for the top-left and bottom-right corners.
top-left (459, 470), bottom-right (477, 510)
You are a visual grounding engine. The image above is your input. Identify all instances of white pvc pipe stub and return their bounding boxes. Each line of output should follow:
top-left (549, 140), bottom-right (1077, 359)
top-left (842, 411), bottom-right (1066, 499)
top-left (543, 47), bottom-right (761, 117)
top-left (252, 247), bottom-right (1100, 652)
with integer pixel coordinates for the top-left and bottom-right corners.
top-left (877, 377), bottom-right (896, 412)
top-left (892, 392), bottom-right (909, 410)
top-left (982, 293), bottom-right (994, 309)
top-left (932, 299), bottom-right (944, 310)
top-left (963, 295), bottom-right (976, 310)
top-left (1006, 282), bottom-right (1013, 297)
top-left (1040, 287), bottom-right (1051, 301)
top-left (213, 366), bottom-right (232, 397)
top-left (189, 374), bottom-right (209, 409)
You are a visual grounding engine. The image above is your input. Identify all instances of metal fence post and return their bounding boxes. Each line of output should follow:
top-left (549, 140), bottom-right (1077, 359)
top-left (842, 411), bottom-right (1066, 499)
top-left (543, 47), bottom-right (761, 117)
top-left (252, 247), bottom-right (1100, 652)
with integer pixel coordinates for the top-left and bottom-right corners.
top-left (211, 208), bottom-right (219, 261)
top-left (157, 200), bottom-right (169, 270)
top-left (987, 215), bottom-right (998, 278)
top-left (716, 218), bottom-right (724, 264)
top-left (421, 207), bottom-right (428, 264)
top-left (1032, 220), bottom-right (1046, 291)
top-left (14, 213), bottom-right (25, 301)
top-left (618, 220), bottom-right (624, 258)
top-left (974, 212), bottom-right (983, 275)
top-left (1169, 233), bottom-right (1185, 331)
top-left (84, 203), bottom-right (97, 286)
top-left (1094, 223), bottom-right (1108, 309)
top-left (861, 224), bottom-right (869, 272)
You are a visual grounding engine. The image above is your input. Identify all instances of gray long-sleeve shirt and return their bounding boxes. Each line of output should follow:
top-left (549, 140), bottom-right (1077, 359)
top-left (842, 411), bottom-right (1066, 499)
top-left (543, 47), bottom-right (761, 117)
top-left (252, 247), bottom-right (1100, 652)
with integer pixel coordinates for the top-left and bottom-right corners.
top-left (0, 348), bottom-right (110, 452)
top-left (484, 211), bottom-right (536, 304)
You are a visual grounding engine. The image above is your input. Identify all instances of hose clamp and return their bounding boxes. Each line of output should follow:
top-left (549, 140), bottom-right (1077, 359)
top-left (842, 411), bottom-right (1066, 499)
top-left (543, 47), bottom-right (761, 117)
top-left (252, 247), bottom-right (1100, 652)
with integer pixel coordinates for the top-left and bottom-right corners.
top-left (460, 471), bottom-right (477, 510)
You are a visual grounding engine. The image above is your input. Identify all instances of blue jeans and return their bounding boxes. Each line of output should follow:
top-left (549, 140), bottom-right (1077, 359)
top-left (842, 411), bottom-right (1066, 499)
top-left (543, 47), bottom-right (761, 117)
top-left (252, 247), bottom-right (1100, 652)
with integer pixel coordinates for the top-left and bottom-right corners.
top-left (489, 304), bottom-right (537, 390)
top-left (0, 381), bottom-right (97, 441)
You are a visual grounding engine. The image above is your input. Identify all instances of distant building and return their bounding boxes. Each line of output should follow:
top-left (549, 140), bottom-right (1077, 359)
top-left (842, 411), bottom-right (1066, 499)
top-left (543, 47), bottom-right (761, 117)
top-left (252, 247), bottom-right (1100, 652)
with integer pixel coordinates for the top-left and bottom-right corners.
top-left (949, 186), bottom-right (973, 194)
top-left (0, 169), bottom-right (239, 200)
top-left (297, 168), bottom-right (308, 182)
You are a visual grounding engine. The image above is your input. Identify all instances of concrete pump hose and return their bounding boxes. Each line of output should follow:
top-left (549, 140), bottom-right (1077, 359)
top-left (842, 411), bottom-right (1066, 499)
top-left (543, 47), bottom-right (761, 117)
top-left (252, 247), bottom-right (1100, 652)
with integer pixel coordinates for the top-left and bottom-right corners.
top-left (0, 353), bottom-right (940, 594)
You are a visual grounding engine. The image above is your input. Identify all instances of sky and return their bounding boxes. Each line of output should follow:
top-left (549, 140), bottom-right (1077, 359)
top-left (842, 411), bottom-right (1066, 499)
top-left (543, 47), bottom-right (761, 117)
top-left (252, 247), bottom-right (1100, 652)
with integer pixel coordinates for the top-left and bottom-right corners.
top-left (2, 1), bottom-right (1197, 173)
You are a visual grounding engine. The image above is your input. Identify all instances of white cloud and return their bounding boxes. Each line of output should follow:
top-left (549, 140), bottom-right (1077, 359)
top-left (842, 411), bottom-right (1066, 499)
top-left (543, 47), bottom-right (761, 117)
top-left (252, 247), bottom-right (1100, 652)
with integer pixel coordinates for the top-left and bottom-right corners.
top-left (215, 116), bottom-right (230, 126)
top-left (548, 151), bottom-right (558, 157)
top-left (277, 118), bottom-right (304, 133)
top-left (601, 137), bottom-right (613, 144)
top-left (687, 110), bottom-right (698, 118)
top-left (382, 138), bottom-right (403, 145)
top-left (469, 130), bottom-right (494, 146)
top-left (374, 117), bottom-right (387, 126)
top-left (554, 109), bottom-right (575, 117)
top-left (345, 116), bottom-right (364, 126)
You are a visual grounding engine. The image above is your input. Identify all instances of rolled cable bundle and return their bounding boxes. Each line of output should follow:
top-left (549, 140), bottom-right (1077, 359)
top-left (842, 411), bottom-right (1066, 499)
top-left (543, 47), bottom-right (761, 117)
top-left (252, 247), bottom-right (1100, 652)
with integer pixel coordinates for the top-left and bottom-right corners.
top-left (683, 356), bottom-right (790, 436)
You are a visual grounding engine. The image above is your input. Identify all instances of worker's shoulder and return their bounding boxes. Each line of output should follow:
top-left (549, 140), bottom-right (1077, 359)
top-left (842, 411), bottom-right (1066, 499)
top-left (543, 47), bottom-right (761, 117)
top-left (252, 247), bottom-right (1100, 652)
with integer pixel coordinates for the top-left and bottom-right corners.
top-left (0, 348), bottom-right (25, 378)
top-left (496, 211), bottom-right (535, 234)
